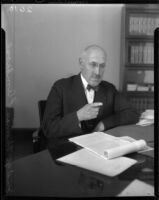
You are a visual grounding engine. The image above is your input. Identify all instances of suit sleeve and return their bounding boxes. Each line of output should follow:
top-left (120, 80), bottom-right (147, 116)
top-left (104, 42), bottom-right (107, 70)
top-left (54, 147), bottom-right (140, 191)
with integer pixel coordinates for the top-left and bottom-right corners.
top-left (42, 82), bottom-right (82, 139)
top-left (102, 87), bottom-right (140, 130)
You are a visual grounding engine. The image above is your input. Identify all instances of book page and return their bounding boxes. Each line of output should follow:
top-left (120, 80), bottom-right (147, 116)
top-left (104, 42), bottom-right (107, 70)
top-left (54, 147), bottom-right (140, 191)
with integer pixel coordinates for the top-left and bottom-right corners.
top-left (57, 149), bottom-right (137, 177)
top-left (69, 132), bottom-right (129, 147)
top-left (84, 137), bottom-right (130, 160)
top-left (69, 132), bottom-right (113, 147)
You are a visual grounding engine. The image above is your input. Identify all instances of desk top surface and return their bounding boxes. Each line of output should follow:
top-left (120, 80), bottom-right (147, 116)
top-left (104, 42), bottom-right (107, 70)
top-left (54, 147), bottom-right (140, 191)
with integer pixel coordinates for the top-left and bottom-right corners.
top-left (6, 125), bottom-right (154, 197)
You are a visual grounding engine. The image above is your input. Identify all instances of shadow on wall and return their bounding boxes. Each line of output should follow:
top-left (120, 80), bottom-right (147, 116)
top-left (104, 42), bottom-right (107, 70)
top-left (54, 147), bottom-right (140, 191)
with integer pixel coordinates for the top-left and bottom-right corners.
top-left (3, 4), bottom-right (124, 128)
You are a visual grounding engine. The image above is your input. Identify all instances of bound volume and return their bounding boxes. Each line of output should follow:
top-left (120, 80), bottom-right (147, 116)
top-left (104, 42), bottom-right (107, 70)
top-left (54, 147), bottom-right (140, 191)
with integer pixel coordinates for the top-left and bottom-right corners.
top-left (69, 132), bottom-right (152, 160)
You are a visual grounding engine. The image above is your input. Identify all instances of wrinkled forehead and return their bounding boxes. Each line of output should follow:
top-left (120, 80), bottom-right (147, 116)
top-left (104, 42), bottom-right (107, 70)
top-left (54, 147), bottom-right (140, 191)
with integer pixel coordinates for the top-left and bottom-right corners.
top-left (86, 49), bottom-right (106, 63)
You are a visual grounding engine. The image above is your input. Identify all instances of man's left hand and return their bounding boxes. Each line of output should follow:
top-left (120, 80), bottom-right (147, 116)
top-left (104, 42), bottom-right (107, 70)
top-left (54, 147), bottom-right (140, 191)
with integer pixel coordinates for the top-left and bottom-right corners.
top-left (93, 121), bottom-right (105, 132)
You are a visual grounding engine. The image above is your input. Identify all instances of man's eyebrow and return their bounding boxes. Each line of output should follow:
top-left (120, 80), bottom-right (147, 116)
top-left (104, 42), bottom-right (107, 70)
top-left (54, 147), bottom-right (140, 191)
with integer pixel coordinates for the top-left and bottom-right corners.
top-left (89, 62), bottom-right (106, 67)
top-left (89, 61), bottom-right (105, 64)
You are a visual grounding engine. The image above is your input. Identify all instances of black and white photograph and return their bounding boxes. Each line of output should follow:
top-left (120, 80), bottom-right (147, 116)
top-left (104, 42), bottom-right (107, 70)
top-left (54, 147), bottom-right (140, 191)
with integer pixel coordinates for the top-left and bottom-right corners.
top-left (2, 3), bottom-right (158, 198)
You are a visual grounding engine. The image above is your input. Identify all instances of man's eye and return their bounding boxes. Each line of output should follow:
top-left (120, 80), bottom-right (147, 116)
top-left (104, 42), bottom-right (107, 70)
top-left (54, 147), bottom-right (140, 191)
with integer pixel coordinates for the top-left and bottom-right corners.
top-left (90, 62), bottom-right (97, 67)
top-left (100, 64), bottom-right (105, 68)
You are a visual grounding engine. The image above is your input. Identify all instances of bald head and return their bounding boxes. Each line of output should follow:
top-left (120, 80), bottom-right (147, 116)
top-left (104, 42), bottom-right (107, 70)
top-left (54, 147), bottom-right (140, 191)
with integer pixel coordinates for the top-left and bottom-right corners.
top-left (79, 45), bottom-right (107, 87)
top-left (81, 44), bottom-right (107, 62)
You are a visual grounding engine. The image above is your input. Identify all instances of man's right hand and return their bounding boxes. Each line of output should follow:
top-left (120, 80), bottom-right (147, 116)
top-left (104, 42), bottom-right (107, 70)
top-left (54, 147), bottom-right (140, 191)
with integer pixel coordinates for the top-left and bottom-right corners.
top-left (77, 102), bottom-right (103, 121)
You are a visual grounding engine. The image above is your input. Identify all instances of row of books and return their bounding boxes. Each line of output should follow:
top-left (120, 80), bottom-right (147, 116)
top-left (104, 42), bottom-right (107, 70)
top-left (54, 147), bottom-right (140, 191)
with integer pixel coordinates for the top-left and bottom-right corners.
top-left (127, 83), bottom-right (154, 92)
top-left (129, 43), bottom-right (154, 64)
top-left (129, 16), bottom-right (159, 35)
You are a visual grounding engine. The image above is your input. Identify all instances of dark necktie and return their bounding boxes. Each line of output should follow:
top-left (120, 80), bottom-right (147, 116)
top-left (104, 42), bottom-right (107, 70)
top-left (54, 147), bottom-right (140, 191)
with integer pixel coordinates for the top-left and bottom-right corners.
top-left (87, 84), bottom-right (99, 92)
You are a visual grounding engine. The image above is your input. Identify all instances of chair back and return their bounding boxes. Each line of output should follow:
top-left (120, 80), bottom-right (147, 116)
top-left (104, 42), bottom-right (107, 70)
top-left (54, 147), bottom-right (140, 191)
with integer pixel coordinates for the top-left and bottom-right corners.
top-left (38, 100), bottom-right (47, 125)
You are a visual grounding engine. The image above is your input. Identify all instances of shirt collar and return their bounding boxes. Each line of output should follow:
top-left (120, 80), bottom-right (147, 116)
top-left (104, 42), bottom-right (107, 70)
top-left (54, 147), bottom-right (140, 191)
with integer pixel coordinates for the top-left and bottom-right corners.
top-left (80, 73), bottom-right (88, 90)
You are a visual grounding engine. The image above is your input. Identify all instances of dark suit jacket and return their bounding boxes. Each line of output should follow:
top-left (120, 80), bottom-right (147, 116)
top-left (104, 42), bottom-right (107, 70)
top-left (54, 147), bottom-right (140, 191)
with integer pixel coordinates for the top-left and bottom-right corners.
top-left (42, 74), bottom-right (139, 141)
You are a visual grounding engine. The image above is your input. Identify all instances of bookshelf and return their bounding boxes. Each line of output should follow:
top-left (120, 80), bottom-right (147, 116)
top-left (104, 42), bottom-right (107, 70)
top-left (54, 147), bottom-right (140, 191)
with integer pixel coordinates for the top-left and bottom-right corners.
top-left (121, 4), bottom-right (159, 114)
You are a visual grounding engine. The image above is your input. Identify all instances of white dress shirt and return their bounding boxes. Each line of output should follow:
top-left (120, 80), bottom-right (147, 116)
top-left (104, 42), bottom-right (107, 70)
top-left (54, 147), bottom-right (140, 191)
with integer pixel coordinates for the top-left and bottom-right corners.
top-left (80, 74), bottom-right (95, 104)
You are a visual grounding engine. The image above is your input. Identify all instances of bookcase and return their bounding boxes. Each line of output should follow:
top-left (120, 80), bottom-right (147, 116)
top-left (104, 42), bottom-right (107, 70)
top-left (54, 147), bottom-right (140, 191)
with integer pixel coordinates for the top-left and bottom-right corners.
top-left (121, 4), bottom-right (159, 114)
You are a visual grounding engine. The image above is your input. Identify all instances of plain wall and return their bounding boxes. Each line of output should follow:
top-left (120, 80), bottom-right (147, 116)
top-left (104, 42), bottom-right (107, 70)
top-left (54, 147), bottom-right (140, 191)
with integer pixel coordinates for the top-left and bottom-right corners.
top-left (4, 4), bottom-right (124, 128)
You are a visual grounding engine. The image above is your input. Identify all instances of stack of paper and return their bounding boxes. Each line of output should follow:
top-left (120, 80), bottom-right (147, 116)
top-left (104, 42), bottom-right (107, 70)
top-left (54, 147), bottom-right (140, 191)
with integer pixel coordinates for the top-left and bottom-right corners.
top-left (136, 109), bottom-right (154, 126)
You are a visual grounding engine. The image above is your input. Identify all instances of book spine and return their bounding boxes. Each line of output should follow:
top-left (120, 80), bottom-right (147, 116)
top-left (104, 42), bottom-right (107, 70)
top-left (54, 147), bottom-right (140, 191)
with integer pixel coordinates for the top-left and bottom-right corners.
top-left (130, 45), bottom-right (135, 64)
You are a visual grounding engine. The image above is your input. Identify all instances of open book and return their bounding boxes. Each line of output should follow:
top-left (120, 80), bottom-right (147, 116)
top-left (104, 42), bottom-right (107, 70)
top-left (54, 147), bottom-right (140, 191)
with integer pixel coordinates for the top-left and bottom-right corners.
top-left (69, 132), bottom-right (152, 160)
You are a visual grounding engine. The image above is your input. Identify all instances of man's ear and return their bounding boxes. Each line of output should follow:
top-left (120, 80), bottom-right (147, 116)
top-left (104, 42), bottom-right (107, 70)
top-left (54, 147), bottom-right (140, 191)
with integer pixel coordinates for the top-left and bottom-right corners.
top-left (79, 57), bottom-right (84, 66)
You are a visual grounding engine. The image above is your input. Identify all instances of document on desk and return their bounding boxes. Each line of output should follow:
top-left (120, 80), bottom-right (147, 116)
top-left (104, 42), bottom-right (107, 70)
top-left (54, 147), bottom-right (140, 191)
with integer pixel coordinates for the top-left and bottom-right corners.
top-left (57, 148), bottom-right (137, 177)
top-left (117, 179), bottom-right (154, 196)
top-left (69, 132), bottom-right (153, 160)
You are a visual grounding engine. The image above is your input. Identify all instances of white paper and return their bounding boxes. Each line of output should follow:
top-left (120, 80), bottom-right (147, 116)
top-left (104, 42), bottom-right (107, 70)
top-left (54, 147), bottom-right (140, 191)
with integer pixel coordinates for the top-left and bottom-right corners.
top-left (136, 119), bottom-right (154, 126)
top-left (118, 179), bottom-right (154, 196)
top-left (57, 149), bottom-right (137, 177)
top-left (136, 109), bottom-right (154, 126)
top-left (69, 132), bottom-right (114, 147)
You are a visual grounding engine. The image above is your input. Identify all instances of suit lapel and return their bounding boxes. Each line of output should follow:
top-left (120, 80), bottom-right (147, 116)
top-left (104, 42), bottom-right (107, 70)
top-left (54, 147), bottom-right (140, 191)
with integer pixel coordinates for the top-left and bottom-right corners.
top-left (71, 74), bottom-right (87, 107)
top-left (94, 82), bottom-right (107, 116)
top-left (94, 82), bottom-right (106, 102)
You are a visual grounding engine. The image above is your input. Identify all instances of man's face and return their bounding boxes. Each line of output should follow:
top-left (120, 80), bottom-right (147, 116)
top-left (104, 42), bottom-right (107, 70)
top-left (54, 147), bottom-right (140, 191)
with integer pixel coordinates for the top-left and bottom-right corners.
top-left (81, 50), bottom-right (106, 87)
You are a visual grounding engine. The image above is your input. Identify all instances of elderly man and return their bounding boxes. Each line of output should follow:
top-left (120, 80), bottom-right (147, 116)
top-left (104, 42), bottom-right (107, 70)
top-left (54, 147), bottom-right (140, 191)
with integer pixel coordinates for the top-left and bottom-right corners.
top-left (42, 45), bottom-right (139, 144)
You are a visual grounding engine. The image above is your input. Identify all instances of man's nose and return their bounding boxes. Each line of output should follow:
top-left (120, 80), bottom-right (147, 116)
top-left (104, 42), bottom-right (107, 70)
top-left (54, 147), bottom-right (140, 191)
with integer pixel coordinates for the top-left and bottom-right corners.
top-left (95, 66), bottom-right (100, 75)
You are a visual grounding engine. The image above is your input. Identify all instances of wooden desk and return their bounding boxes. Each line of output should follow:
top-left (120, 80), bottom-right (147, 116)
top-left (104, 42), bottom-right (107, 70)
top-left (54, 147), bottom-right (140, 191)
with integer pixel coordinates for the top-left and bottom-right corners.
top-left (6, 125), bottom-right (154, 197)
top-left (107, 124), bottom-right (154, 141)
